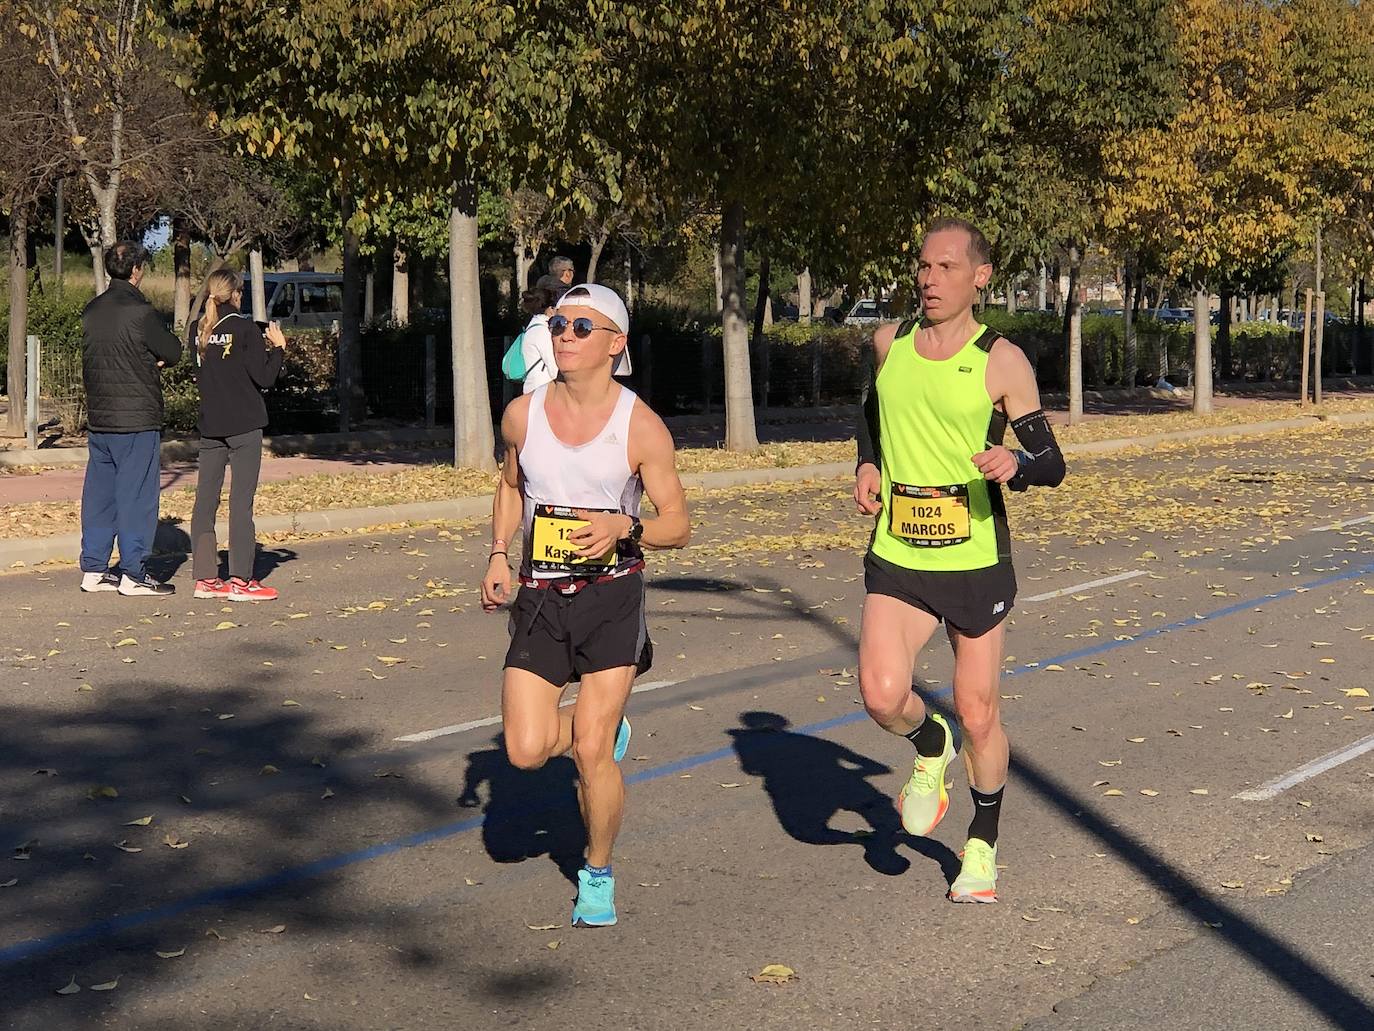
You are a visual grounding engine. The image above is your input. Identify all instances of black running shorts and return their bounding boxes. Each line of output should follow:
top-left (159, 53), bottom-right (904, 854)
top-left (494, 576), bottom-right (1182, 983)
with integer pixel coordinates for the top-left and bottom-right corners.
top-left (504, 572), bottom-right (653, 686)
top-left (863, 551), bottom-right (1016, 638)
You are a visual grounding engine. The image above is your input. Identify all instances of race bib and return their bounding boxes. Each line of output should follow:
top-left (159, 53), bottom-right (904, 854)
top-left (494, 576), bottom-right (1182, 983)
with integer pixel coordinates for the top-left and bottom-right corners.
top-left (888, 483), bottom-right (971, 547)
top-left (530, 504), bottom-right (617, 574)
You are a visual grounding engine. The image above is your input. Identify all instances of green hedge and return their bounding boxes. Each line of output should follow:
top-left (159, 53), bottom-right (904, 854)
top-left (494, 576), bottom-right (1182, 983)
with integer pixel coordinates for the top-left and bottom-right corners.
top-left (0, 285), bottom-right (89, 388)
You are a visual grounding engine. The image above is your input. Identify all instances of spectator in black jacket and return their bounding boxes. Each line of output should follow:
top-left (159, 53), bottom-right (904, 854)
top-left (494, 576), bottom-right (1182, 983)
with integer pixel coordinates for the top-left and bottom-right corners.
top-left (188, 268), bottom-right (287, 602)
top-left (79, 242), bottom-right (183, 597)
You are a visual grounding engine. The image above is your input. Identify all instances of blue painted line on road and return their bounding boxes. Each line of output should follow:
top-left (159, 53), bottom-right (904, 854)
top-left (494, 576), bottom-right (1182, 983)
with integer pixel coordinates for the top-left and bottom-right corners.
top-left (3, 560), bottom-right (1370, 969)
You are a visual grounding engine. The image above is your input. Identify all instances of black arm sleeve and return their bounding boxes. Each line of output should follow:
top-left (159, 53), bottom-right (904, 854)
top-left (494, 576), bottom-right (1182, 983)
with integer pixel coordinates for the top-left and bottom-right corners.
top-left (143, 308), bottom-right (184, 365)
top-left (856, 360), bottom-right (881, 472)
top-left (1007, 410), bottom-right (1065, 491)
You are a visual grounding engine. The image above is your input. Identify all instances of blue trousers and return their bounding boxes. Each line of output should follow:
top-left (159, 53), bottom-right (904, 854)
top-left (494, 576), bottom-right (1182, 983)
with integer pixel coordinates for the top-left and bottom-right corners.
top-left (80, 430), bottom-right (162, 580)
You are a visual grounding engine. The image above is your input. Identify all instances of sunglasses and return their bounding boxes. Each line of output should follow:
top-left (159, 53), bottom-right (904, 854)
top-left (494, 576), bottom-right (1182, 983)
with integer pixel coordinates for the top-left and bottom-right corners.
top-left (549, 314), bottom-right (619, 338)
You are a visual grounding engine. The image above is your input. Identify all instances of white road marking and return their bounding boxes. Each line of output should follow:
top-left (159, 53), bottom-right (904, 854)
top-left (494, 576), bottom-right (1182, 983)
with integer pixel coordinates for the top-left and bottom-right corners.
top-left (1234, 732), bottom-right (1374, 801)
top-left (393, 678), bottom-right (680, 742)
top-left (1022, 569), bottom-right (1148, 603)
top-left (1310, 513), bottom-right (1374, 533)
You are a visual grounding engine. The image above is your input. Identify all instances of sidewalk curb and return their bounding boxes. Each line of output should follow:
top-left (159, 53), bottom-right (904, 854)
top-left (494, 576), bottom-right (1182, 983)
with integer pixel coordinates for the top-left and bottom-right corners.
top-left (0, 406), bottom-right (861, 468)
top-left (3, 411), bottom-right (1371, 571)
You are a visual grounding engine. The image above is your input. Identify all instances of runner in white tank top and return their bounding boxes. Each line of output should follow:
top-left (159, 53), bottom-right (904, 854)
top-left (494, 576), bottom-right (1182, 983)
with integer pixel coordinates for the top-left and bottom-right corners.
top-left (519, 382), bottom-right (644, 580)
top-left (479, 283), bottom-right (690, 929)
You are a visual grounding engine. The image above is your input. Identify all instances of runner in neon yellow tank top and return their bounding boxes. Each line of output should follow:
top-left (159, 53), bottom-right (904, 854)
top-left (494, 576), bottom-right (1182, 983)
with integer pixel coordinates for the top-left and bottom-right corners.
top-left (853, 218), bottom-right (1066, 903)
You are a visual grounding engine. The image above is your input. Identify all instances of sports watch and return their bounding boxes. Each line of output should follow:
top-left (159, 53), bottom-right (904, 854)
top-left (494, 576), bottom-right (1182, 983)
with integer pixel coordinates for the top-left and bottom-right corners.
top-left (626, 515), bottom-right (644, 543)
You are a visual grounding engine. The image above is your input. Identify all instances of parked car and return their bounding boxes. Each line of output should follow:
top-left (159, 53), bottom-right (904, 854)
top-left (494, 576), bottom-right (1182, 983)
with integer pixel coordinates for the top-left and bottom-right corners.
top-left (248, 272), bottom-right (347, 329)
top-left (842, 298), bottom-right (895, 325)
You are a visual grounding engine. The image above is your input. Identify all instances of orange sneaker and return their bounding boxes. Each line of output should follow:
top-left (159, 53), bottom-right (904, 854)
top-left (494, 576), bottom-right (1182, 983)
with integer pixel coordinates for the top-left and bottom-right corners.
top-left (228, 578), bottom-right (278, 602)
top-left (194, 578), bottom-right (231, 599)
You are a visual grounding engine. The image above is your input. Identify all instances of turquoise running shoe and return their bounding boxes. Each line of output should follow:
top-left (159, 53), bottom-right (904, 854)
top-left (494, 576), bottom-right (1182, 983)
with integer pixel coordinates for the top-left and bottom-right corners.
top-left (572, 867), bottom-right (617, 927)
top-left (613, 716), bottom-right (632, 763)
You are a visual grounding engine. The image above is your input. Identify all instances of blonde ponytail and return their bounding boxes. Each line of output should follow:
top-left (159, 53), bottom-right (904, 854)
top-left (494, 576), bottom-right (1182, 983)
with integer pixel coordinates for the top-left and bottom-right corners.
top-left (197, 268), bottom-right (244, 360)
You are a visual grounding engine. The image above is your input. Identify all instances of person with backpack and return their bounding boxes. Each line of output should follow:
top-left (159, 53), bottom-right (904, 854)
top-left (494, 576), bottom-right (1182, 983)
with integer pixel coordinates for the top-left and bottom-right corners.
top-left (188, 268), bottom-right (288, 602)
top-left (502, 275), bottom-right (565, 393)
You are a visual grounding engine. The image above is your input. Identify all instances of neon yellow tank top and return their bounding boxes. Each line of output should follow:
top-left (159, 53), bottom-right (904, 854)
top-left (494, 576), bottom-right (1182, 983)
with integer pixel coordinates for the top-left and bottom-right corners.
top-left (869, 322), bottom-right (1010, 572)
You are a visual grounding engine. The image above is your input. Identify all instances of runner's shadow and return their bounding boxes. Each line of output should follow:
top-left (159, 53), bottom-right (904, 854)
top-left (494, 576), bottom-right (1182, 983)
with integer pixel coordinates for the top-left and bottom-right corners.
top-left (729, 711), bottom-right (957, 881)
top-left (457, 736), bottom-right (586, 885)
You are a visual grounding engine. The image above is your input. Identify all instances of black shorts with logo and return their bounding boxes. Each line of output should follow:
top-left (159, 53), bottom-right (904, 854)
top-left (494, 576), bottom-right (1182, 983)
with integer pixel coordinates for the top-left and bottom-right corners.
top-left (864, 551), bottom-right (1016, 638)
top-left (504, 572), bottom-right (653, 686)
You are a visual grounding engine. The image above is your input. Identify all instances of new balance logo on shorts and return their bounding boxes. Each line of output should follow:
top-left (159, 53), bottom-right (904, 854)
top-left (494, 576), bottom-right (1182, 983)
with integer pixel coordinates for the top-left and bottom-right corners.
top-left (992, 601), bottom-right (1005, 615)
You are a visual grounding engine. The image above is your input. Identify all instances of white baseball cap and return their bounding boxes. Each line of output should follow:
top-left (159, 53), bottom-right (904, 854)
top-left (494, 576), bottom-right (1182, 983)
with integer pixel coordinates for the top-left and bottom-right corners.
top-left (555, 283), bottom-right (633, 376)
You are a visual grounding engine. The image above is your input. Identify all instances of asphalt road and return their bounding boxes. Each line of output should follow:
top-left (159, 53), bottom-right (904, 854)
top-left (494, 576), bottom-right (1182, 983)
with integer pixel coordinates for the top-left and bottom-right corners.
top-left (1, 425), bottom-right (1372, 1030)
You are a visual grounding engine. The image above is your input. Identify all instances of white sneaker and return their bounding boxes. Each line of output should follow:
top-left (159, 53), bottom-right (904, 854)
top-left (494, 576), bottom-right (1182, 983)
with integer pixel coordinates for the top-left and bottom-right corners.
top-left (80, 571), bottom-right (120, 593)
top-left (117, 573), bottom-right (175, 597)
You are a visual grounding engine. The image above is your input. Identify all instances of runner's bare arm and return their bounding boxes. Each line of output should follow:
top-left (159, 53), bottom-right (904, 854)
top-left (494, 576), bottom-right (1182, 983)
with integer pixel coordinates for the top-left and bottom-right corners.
top-left (629, 404), bottom-right (690, 548)
top-left (482, 399), bottom-right (529, 610)
top-left (972, 339), bottom-right (1065, 489)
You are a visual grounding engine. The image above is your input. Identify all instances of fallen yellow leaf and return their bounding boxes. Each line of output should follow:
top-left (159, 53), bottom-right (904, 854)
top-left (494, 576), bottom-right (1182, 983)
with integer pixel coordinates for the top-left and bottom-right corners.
top-left (750, 964), bottom-right (796, 985)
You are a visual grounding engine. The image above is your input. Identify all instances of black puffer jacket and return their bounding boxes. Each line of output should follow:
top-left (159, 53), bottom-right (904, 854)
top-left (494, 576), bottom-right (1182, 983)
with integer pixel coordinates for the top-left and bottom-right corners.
top-left (82, 279), bottom-right (183, 433)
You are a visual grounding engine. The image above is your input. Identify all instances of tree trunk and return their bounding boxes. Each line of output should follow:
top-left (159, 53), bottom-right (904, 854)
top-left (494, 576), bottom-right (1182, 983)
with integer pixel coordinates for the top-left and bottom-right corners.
top-left (1005, 274), bottom-right (1017, 313)
top-left (90, 243), bottom-right (108, 295)
top-left (450, 183), bottom-right (496, 471)
top-left (514, 230), bottom-right (530, 296)
top-left (1122, 262), bottom-right (1137, 388)
top-left (249, 249), bottom-right (267, 322)
top-left (392, 245), bottom-right (410, 326)
top-left (712, 243), bottom-right (724, 314)
top-left (624, 247), bottom-right (634, 315)
top-left (1192, 286), bottom-right (1213, 414)
top-left (751, 243), bottom-right (771, 407)
top-left (1313, 291), bottom-right (1326, 404)
top-left (364, 270), bottom-right (375, 323)
top-left (1037, 261), bottom-right (1047, 311)
top-left (587, 229), bottom-right (609, 284)
top-left (1066, 245), bottom-right (1083, 425)
top-left (338, 191), bottom-right (364, 429)
top-left (53, 178), bottom-right (64, 287)
top-left (172, 217), bottom-right (192, 331)
top-left (1359, 278), bottom-right (1368, 375)
top-left (719, 199), bottom-right (758, 451)
top-left (7, 203), bottom-right (29, 437)
top-left (1216, 287), bottom-right (1232, 382)
top-left (798, 267), bottom-right (812, 325)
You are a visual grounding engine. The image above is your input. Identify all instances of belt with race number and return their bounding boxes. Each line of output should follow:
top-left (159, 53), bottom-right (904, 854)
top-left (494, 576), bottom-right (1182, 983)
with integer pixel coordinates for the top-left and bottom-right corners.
top-left (519, 559), bottom-right (645, 596)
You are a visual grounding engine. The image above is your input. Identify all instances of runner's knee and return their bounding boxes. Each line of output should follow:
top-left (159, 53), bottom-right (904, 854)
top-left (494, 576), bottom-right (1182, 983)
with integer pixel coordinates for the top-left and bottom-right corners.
top-left (859, 665), bottom-right (912, 726)
top-left (571, 725), bottom-right (614, 769)
top-left (505, 734), bottom-right (552, 771)
top-left (954, 696), bottom-right (1000, 745)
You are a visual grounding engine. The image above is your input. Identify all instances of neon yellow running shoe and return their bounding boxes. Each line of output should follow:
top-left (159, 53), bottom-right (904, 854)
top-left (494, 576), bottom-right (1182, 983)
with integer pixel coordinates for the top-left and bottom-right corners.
top-left (949, 837), bottom-right (998, 903)
top-left (897, 712), bottom-right (954, 836)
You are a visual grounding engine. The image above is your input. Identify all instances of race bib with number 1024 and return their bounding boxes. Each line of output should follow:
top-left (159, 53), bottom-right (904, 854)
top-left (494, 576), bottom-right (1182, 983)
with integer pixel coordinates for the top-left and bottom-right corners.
top-left (888, 483), bottom-right (972, 548)
top-left (530, 504), bottom-right (618, 574)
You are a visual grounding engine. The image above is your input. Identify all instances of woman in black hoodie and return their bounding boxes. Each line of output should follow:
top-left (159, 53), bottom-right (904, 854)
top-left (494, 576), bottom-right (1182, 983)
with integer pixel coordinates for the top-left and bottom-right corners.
top-left (189, 268), bottom-right (287, 601)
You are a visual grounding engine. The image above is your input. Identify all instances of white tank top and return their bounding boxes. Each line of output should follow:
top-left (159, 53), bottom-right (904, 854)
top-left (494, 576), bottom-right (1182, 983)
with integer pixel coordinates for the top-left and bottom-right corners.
top-left (519, 384), bottom-right (644, 579)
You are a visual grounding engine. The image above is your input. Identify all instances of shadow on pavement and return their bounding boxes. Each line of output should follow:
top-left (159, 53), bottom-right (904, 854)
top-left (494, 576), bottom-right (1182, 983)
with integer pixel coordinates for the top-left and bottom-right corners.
top-left (0, 668), bottom-right (460, 1028)
top-left (457, 735), bottom-right (586, 886)
top-left (701, 571), bottom-right (1374, 1027)
top-left (729, 711), bottom-right (963, 882)
top-left (147, 519), bottom-right (298, 585)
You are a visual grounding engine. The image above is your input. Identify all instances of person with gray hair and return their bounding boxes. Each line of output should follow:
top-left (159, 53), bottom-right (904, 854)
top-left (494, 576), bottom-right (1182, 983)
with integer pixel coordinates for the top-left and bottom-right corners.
top-left (549, 255), bottom-right (575, 286)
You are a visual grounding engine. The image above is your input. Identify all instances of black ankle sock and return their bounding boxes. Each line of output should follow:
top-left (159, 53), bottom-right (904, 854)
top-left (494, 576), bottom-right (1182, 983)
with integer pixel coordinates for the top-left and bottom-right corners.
top-left (967, 784), bottom-right (1005, 846)
top-left (904, 714), bottom-right (947, 758)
